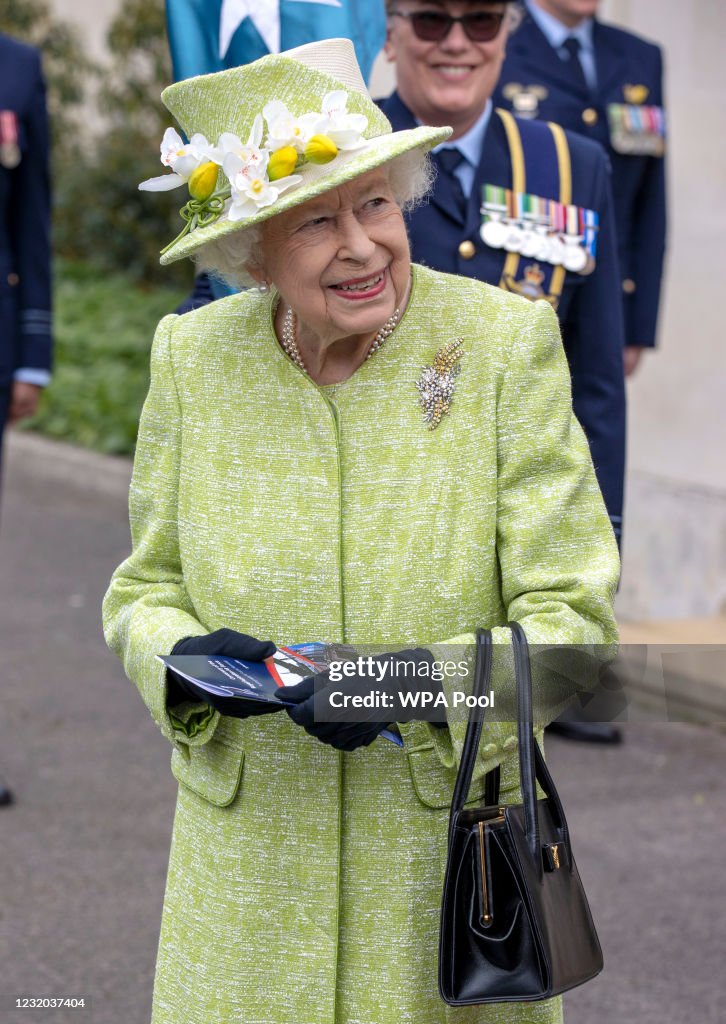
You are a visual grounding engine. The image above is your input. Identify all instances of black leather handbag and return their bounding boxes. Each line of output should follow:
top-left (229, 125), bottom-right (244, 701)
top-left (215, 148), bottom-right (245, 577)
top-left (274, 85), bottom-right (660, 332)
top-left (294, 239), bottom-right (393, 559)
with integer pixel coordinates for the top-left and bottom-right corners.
top-left (438, 623), bottom-right (604, 1005)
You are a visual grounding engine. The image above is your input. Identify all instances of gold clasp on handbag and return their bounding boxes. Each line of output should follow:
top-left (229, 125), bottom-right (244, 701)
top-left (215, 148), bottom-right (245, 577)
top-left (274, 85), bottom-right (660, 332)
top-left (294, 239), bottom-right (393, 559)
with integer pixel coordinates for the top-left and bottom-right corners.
top-left (477, 810), bottom-right (506, 924)
top-left (542, 842), bottom-right (563, 872)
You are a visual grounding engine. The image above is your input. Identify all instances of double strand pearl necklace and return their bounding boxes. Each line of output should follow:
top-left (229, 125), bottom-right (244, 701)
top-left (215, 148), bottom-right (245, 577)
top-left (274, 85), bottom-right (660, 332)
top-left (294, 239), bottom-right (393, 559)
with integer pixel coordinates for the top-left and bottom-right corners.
top-left (280, 305), bottom-right (401, 377)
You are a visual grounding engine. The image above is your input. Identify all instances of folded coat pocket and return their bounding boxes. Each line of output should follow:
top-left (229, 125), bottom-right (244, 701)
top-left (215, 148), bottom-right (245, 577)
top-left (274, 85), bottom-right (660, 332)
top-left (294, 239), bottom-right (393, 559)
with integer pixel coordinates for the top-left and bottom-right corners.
top-left (400, 722), bottom-right (527, 809)
top-left (170, 715), bottom-right (245, 807)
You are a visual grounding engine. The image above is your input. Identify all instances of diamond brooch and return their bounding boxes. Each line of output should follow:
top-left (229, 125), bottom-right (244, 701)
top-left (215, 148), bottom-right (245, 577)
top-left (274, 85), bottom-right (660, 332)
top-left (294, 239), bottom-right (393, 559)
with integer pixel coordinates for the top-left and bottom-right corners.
top-left (416, 339), bottom-right (464, 430)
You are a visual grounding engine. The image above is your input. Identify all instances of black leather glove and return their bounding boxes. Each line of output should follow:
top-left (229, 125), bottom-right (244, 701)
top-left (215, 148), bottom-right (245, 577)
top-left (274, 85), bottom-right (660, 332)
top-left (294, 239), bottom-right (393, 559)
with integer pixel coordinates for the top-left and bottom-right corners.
top-left (167, 628), bottom-right (280, 719)
top-left (276, 648), bottom-right (441, 751)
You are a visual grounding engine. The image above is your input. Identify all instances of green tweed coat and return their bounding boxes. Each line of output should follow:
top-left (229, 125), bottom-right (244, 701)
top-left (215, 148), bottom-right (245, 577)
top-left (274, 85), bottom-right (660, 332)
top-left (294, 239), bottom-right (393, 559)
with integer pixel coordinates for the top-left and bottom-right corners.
top-left (103, 265), bottom-right (619, 1024)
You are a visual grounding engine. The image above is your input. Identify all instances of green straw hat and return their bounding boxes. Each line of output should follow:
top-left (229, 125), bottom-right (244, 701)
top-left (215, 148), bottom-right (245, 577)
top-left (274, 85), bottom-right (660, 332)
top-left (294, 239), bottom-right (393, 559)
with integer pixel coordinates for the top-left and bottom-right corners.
top-left (141, 38), bottom-right (451, 265)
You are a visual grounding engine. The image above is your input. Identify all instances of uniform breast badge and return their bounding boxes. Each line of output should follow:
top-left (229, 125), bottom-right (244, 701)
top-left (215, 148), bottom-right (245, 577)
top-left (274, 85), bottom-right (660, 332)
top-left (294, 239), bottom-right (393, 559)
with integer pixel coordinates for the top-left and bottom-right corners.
top-left (501, 83), bottom-right (549, 120)
top-left (0, 111), bottom-right (21, 169)
top-left (503, 263), bottom-right (547, 302)
top-left (608, 101), bottom-right (666, 157)
top-left (623, 84), bottom-right (650, 105)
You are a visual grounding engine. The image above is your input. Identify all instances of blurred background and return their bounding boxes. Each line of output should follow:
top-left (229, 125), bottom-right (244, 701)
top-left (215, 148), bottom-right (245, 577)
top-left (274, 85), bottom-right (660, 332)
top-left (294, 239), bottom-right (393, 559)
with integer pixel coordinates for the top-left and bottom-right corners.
top-left (3, 0), bottom-right (725, 622)
top-left (1, 3), bottom-right (725, 1022)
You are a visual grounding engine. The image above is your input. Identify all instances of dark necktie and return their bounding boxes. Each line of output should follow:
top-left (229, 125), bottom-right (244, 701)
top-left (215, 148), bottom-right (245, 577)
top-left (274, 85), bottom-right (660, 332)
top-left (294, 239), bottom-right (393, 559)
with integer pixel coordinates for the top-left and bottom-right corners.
top-left (562, 36), bottom-right (589, 92)
top-left (434, 147), bottom-right (467, 218)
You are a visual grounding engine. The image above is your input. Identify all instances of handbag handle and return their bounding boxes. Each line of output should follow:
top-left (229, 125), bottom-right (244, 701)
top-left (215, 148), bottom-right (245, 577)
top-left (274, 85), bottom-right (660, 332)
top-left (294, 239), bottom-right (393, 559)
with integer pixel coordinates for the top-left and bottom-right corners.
top-left (449, 623), bottom-right (573, 869)
top-left (509, 621), bottom-right (572, 865)
top-left (510, 620), bottom-right (539, 859)
top-left (448, 628), bottom-right (492, 837)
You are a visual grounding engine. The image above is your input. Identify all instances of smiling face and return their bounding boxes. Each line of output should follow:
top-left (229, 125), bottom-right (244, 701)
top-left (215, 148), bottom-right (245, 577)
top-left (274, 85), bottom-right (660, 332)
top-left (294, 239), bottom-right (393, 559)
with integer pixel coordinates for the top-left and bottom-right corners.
top-left (251, 167), bottom-right (411, 357)
top-left (384, 1), bottom-right (512, 138)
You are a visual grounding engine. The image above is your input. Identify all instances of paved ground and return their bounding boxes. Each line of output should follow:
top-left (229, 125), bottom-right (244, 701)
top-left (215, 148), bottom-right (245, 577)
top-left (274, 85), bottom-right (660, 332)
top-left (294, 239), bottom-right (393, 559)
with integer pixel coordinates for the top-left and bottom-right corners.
top-left (1, 432), bottom-right (724, 1024)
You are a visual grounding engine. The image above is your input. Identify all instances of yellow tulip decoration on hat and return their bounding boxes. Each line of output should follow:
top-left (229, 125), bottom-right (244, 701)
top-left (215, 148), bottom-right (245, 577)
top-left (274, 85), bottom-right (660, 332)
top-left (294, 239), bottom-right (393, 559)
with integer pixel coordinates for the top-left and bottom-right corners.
top-left (188, 161), bottom-right (220, 201)
top-left (267, 146), bottom-right (299, 181)
top-left (138, 39), bottom-right (452, 264)
top-left (140, 90), bottom-right (368, 255)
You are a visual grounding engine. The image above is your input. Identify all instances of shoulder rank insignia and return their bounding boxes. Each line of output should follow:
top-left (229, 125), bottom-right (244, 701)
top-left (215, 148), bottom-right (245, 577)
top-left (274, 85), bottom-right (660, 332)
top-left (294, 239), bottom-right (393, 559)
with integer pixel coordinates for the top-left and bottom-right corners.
top-left (501, 82), bottom-right (548, 119)
top-left (623, 83), bottom-right (650, 104)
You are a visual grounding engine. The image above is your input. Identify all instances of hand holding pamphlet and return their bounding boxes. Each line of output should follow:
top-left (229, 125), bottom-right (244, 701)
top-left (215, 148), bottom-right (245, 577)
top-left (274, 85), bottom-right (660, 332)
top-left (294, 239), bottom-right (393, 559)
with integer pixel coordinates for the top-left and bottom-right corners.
top-left (159, 642), bottom-right (404, 746)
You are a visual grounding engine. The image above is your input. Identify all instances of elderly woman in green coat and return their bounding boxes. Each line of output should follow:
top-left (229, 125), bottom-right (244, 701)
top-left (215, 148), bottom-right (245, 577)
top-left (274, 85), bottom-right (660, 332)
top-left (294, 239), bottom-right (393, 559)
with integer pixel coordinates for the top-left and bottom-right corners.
top-left (103, 38), bottom-right (619, 1024)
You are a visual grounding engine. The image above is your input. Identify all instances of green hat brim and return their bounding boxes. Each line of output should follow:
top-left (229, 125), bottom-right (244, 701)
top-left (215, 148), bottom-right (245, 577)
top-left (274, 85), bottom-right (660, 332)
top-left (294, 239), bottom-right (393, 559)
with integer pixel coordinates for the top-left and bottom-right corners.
top-left (159, 124), bottom-right (450, 265)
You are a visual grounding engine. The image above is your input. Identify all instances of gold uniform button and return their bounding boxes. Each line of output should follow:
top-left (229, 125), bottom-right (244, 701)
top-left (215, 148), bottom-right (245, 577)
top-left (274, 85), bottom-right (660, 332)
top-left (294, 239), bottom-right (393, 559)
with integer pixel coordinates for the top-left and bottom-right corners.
top-left (582, 107), bottom-right (599, 126)
top-left (458, 240), bottom-right (476, 260)
top-left (622, 278), bottom-right (637, 294)
top-left (7, 272), bottom-right (19, 286)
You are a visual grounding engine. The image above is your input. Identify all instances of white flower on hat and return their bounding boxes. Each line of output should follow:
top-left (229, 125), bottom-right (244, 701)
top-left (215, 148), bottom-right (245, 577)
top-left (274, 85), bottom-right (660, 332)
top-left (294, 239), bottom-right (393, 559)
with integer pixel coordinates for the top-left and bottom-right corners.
top-left (140, 127), bottom-right (214, 191)
top-left (224, 150), bottom-right (302, 221)
top-left (263, 92), bottom-right (368, 155)
top-left (143, 87), bottom-right (382, 253)
top-left (313, 91), bottom-right (368, 150)
top-left (207, 115), bottom-right (268, 172)
top-left (263, 100), bottom-right (319, 154)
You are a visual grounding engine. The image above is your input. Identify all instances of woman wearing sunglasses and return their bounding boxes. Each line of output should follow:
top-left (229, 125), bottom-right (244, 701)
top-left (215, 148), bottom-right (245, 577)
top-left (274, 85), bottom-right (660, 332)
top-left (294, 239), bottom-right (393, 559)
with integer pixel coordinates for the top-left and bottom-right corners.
top-left (381, 2), bottom-right (627, 658)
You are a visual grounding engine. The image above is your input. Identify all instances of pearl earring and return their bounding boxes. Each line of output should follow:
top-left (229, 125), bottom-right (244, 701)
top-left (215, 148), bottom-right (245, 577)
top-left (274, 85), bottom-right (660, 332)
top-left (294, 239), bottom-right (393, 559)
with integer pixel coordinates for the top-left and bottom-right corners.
top-left (257, 280), bottom-right (270, 294)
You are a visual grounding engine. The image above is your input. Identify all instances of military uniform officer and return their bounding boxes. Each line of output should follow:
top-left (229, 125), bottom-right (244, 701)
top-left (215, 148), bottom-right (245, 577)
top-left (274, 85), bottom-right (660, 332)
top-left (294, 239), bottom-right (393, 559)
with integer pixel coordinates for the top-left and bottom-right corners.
top-left (0, 34), bottom-right (54, 806)
top-left (0, 33), bottom-right (52, 454)
top-left (382, 0), bottom-right (626, 549)
top-left (495, 0), bottom-right (666, 375)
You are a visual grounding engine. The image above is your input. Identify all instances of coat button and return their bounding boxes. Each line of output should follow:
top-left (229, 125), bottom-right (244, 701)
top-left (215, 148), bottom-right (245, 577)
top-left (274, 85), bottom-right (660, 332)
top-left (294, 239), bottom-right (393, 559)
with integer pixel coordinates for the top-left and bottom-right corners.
top-left (502, 736), bottom-right (518, 753)
top-left (622, 278), bottom-right (637, 294)
top-left (7, 272), bottom-right (19, 286)
top-left (458, 240), bottom-right (476, 260)
top-left (481, 743), bottom-right (498, 757)
top-left (582, 107), bottom-right (599, 126)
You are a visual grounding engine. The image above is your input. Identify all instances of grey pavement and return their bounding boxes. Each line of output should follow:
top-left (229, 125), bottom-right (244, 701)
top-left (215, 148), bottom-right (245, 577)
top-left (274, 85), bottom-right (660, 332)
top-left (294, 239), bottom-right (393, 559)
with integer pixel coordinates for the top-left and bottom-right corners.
top-left (1, 432), bottom-right (724, 1024)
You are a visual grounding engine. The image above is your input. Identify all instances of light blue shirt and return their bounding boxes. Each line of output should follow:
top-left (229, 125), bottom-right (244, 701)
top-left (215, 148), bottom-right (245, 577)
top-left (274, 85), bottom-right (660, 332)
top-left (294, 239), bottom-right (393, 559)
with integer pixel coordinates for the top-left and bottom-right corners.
top-left (429, 100), bottom-right (493, 199)
top-left (14, 368), bottom-right (50, 387)
top-left (526, 1), bottom-right (597, 90)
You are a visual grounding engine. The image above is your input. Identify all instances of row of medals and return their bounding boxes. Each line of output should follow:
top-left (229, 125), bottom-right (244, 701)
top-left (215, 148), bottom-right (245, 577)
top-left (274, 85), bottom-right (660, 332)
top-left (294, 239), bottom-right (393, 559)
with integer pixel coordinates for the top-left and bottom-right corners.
top-left (0, 141), bottom-right (21, 169)
top-left (480, 209), bottom-right (594, 275)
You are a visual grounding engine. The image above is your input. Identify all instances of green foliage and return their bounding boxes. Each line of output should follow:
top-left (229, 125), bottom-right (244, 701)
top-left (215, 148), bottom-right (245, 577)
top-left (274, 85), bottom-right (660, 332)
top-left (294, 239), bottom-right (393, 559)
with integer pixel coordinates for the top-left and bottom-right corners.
top-left (102, 0), bottom-right (171, 134)
top-left (54, 0), bottom-right (190, 287)
top-left (21, 260), bottom-right (185, 455)
top-left (0, 0), bottom-right (95, 156)
top-left (4, 2), bottom-right (193, 452)
top-left (53, 126), bottom-right (190, 287)
top-left (2, 0), bottom-right (192, 288)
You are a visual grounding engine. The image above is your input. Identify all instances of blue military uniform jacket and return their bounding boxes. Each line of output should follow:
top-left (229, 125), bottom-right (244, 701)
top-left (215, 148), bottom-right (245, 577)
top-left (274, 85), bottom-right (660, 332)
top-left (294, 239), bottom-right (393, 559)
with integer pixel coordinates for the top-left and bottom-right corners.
top-left (0, 34), bottom-right (52, 411)
top-left (495, 12), bottom-right (666, 348)
top-left (381, 91), bottom-right (625, 541)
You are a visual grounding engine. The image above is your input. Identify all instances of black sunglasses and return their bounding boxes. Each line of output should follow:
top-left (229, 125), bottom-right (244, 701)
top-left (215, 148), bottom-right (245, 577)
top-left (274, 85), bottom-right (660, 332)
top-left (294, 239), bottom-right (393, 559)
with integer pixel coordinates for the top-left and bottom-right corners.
top-left (391, 9), bottom-right (507, 43)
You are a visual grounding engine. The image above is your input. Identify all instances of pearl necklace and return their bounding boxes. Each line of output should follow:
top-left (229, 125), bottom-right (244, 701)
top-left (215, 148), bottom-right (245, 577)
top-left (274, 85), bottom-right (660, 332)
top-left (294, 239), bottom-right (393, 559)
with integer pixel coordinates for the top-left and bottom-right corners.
top-left (280, 305), bottom-right (401, 376)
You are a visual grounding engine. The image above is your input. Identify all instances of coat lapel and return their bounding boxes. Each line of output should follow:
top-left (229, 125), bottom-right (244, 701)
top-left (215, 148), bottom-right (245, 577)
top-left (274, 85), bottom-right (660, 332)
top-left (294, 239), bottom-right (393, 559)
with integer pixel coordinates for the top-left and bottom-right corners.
top-left (466, 112), bottom-right (513, 232)
top-left (381, 92), bottom-right (466, 226)
top-left (507, 14), bottom-right (591, 100)
top-left (593, 21), bottom-right (632, 98)
top-left (464, 114), bottom-right (512, 279)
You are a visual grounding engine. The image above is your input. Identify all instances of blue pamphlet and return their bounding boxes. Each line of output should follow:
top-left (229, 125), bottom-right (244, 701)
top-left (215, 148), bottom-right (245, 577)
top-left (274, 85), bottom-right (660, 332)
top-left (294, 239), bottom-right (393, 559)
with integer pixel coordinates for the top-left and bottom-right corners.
top-left (159, 642), bottom-right (404, 747)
